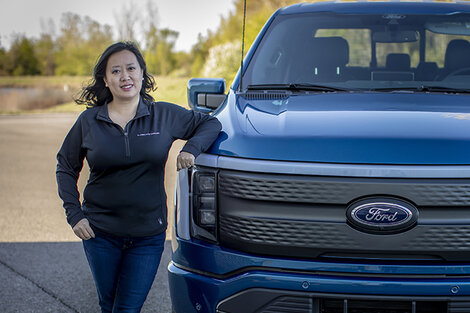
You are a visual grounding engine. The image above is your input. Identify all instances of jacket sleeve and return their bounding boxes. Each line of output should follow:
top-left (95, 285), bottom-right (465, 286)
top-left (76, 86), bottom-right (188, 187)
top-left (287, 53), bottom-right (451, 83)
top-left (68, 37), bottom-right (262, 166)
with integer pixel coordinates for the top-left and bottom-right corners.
top-left (168, 103), bottom-right (222, 158)
top-left (56, 114), bottom-right (87, 228)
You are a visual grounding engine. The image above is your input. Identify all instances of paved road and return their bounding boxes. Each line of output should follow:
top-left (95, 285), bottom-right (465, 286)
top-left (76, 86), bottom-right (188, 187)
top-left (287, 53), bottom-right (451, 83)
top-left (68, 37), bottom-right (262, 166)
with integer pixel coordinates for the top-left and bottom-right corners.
top-left (0, 113), bottom-right (183, 312)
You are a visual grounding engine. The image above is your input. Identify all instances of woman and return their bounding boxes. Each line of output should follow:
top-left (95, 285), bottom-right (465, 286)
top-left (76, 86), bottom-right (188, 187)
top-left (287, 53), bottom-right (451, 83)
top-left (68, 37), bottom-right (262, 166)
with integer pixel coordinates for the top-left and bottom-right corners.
top-left (56, 41), bottom-right (221, 312)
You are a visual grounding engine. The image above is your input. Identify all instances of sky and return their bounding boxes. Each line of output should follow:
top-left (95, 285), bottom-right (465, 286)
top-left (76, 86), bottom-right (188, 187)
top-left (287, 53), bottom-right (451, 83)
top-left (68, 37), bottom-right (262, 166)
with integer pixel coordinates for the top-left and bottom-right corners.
top-left (0, 0), bottom-right (235, 51)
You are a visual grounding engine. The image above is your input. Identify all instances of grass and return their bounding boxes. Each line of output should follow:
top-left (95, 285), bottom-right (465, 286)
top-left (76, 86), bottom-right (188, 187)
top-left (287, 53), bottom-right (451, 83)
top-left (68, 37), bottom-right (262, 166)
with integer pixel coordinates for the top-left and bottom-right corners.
top-left (0, 76), bottom-right (191, 114)
top-left (152, 76), bottom-right (190, 108)
top-left (0, 76), bottom-right (87, 89)
top-left (34, 102), bottom-right (87, 114)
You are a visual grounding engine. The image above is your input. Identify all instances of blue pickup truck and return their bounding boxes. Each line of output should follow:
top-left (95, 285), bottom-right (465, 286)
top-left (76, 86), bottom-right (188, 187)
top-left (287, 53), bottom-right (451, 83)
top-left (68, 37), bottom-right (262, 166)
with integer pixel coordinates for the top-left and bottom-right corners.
top-left (168, 1), bottom-right (470, 312)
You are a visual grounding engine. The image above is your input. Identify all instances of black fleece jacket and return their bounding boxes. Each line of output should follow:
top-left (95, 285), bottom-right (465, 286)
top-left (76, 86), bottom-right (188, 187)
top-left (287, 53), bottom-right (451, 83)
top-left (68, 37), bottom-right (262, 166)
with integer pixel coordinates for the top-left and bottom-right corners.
top-left (56, 99), bottom-right (221, 237)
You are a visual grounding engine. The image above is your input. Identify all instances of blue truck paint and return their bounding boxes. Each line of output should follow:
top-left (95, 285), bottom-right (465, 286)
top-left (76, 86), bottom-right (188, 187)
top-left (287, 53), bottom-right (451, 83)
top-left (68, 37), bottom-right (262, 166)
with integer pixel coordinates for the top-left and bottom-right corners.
top-left (187, 78), bottom-right (226, 113)
top-left (207, 93), bottom-right (470, 164)
top-left (169, 2), bottom-right (470, 312)
top-left (169, 263), bottom-right (470, 313)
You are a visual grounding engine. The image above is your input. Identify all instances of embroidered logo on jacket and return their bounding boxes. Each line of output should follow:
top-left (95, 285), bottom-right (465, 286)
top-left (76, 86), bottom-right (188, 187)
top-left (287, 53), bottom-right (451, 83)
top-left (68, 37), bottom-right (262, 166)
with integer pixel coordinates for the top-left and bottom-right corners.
top-left (137, 132), bottom-right (160, 137)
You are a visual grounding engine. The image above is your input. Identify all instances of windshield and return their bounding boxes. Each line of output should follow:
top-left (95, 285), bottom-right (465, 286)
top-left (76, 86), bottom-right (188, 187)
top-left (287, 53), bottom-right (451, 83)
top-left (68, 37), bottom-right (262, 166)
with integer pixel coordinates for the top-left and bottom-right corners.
top-left (242, 12), bottom-right (470, 92)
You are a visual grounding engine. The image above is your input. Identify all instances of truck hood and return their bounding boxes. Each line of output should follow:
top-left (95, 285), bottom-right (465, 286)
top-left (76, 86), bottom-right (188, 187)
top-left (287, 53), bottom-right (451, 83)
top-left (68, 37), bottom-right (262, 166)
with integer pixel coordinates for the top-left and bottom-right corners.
top-left (208, 92), bottom-right (470, 165)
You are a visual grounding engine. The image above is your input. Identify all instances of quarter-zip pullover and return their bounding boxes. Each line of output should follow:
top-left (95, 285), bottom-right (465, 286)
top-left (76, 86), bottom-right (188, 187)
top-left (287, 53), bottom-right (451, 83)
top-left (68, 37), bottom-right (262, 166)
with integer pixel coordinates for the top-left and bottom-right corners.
top-left (56, 99), bottom-right (221, 237)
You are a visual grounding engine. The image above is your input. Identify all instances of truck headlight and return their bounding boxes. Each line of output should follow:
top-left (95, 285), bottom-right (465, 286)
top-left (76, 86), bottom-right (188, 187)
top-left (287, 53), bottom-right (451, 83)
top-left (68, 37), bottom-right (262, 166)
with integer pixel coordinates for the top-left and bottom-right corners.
top-left (190, 166), bottom-right (218, 243)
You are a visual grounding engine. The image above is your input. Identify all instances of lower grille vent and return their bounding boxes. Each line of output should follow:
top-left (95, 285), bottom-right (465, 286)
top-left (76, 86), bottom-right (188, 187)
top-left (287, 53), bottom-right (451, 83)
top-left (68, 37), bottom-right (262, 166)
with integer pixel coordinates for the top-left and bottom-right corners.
top-left (321, 299), bottom-right (446, 313)
top-left (217, 289), bottom-right (454, 313)
top-left (259, 296), bottom-right (312, 313)
top-left (448, 301), bottom-right (470, 313)
top-left (255, 299), bottom-right (470, 313)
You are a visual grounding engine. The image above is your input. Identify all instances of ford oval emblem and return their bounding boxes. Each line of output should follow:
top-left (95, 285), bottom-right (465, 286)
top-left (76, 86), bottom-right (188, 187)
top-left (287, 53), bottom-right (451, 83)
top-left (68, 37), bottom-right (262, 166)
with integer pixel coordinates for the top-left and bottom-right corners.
top-left (346, 198), bottom-right (418, 234)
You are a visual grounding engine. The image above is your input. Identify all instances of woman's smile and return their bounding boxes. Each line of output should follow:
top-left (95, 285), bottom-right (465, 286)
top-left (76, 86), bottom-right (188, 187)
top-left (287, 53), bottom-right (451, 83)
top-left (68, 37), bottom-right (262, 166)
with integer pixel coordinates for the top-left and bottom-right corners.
top-left (120, 83), bottom-right (134, 91)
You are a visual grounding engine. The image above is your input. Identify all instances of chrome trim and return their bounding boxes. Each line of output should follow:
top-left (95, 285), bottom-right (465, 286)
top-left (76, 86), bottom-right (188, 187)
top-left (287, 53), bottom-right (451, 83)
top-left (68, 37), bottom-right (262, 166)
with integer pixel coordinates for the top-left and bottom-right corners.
top-left (194, 153), bottom-right (218, 168)
top-left (195, 154), bottom-right (470, 178)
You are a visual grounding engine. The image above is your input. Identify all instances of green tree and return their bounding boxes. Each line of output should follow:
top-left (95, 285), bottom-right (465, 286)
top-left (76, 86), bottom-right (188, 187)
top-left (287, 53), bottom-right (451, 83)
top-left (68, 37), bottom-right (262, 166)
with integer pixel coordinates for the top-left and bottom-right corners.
top-left (82, 16), bottom-right (114, 73)
top-left (172, 51), bottom-right (192, 77)
top-left (54, 13), bottom-right (113, 76)
top-left (202, 40), bottom-right (241, 84)
top-left (145, 28), bottom-right (179, 76)
top-left (0, 41), bottom-right (6, 75)
top-left (36, 18), bottom-right (57, 75)
top-left (191, 0), bottom-right (300, 78)
top-left (6, 35), bottom-right (40, 76)
top-left (142, 1), bottom-right (179, 76)
top-left (189, 33), bottom-right (215, 77)
top-left (54, 13), bottom-right (84, 75)
top-left (35, 33), bottom-right (56, 75)
top-left (155, 28), bottom-right (178, 75)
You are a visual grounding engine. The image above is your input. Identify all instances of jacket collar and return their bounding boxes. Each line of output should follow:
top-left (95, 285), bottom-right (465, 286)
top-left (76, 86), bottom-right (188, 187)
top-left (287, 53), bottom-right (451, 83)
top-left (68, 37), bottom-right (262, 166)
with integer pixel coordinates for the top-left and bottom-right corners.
top-left (96, 97), bottom-right (151, 123)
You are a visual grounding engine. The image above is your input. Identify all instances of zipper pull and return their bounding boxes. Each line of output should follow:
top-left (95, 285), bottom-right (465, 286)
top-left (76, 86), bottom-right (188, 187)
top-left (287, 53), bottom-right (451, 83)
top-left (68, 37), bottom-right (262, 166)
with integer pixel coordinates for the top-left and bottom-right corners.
top-left (123, 132), bottom-right (130, 157)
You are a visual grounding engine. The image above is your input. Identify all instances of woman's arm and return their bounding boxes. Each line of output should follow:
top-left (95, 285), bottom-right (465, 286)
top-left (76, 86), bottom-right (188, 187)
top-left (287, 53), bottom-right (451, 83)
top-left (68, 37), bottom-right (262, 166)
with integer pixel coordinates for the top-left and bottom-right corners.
top-left (56, 115), bottom-right (88, 230)
top-left (168, 103), bottom-right (222, 159)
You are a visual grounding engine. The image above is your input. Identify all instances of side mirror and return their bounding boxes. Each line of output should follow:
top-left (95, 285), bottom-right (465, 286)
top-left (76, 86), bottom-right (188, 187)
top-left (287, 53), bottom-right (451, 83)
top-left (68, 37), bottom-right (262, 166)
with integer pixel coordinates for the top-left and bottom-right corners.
top-left (187, 78), bottom-right (226, 113)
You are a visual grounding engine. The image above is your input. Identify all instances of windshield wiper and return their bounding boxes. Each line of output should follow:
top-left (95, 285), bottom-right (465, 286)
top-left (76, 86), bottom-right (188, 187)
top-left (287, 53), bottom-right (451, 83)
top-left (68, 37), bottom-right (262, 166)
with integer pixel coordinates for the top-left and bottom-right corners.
top-left (370, 86), bottom-right (470, 94)
top-left (246, 83), bottom-right (350, 92)
top-left (417, 86), bottom-right (470, 94)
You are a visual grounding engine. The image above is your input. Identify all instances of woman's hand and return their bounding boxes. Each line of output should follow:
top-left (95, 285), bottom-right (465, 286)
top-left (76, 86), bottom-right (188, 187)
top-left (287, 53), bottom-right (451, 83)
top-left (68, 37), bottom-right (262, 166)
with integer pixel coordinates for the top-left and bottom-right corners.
top-left (176, 151), bottom-right (195, 171)
top-left (72, 218), bottom-right (95, 240)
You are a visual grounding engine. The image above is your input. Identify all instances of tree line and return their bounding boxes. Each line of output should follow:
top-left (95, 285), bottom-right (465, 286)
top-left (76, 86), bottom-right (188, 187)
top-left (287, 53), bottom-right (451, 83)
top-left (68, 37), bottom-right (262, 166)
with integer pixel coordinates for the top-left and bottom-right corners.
top-left (1, 0), bottom-right (459, 83)
top-left (0, 3), bottom-right (183, 77)
top-left (0, 0), bottom-right (297, 81)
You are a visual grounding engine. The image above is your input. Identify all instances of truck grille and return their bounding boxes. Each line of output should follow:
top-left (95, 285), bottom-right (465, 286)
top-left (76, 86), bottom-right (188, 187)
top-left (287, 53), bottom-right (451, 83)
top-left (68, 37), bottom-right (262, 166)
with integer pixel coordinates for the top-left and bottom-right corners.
top-left (220, 214), bottom-right (351, 248)
top-left (218, 170), bottom-right (470, 261)
top-left (219, 171), bottom-right (470, 206)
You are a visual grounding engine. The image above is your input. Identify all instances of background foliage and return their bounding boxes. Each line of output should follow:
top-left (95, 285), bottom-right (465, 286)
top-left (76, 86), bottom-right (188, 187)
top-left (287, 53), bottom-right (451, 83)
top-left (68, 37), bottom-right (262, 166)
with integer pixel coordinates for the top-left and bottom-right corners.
top-left (0, 0), bottom-right (299, 82)
top-left (2, 0), bottom-right (465, 90)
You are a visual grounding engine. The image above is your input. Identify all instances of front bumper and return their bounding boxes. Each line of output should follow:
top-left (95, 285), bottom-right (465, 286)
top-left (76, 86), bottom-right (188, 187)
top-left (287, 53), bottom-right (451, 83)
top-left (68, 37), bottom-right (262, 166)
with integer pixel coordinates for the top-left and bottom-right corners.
top-left (168, 262), bottom-right (470, 313)
top-left (168, 239), bottom-right (470, 313)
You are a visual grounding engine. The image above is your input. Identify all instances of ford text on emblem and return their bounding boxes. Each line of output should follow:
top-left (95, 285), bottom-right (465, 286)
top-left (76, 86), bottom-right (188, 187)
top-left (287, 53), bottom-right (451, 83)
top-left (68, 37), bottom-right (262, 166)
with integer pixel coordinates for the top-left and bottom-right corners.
top-left (346, 198), bottom-right (418, 234)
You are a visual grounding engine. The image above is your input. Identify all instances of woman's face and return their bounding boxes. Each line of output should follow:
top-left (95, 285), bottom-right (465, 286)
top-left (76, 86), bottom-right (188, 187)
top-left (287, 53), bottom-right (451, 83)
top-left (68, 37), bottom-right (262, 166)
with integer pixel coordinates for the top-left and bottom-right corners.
top-left (104, 49), bottom-right (143, 103)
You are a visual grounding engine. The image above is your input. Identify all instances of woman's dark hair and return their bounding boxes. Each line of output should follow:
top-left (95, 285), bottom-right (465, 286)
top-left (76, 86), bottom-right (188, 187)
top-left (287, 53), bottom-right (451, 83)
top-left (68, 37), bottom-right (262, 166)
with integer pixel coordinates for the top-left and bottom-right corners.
top-left (75, 41), bottom-right (156, 107)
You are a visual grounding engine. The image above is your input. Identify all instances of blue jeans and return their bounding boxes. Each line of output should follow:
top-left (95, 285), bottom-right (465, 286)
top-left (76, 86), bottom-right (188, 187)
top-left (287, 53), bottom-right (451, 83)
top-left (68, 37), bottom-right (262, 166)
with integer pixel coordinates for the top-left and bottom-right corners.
top-left (83, 229), bottom-right (166, 313)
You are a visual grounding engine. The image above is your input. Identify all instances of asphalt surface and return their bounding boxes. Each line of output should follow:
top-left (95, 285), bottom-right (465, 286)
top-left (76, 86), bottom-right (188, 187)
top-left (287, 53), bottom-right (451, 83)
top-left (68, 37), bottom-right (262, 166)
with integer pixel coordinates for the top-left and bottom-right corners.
top-left (0, 113), bottom-right (183, 312)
